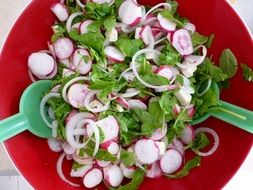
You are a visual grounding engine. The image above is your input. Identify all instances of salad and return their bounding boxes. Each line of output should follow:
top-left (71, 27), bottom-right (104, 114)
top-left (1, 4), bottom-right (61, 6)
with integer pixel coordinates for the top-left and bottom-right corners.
top-left (27, 0), bottom-right (241, 189)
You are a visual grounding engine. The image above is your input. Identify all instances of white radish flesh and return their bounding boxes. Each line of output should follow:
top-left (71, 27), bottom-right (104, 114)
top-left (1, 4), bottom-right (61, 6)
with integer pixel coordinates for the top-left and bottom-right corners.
top-left (105, 46), bottom-right (125, 62)
top-left (51, 3), bottom-right (69, 22)
top-left (135, 27), bottom-right (142, 39)
top-left (62, 142), bottom-right (76, 155)
top-left (28, 53), bottom-right (55, 77)
top-left (103, 165), bottom-right (124, 187)
top-left (155, 141), bottom-right (166, 156)
top-left (134, 139), bottom-right (159, 164)
top-left (70, 164), bottom-right (93, 177)
top-left (120, 163), bottom-right (135, 179)
top-left (53, 38), bottom-right (74, 59)
top-left (68, 83), bottom-right (89, 108)
top-left (157, 13), bottom-right (177, 32)
top-left (172, 29), bottom-right (193, 55)
top-left (72, 49), bottom-right (92, 75)
top-left (172, 139), bottom-right (185, 156)
top-left (97, 160), bottom-right (111, 168)
top-left (118, 0), bottom-right (142, 26)
top-left (127, 99), bottom-right (147, 110)
top-left (47, 138), bottom-right (63, 152)
top-left (140, 25), bottom-right (155, 46)
top-left (114, 97), bottom-right (130, 109)
top-left (155, 66), bottom-right (174, 81)
top-left (160, 149), bottom-right (182, 174)
top-left (106, 27), bottom-right (118, 42)
top-left (146, 161), bottom-right (162, 178)
top-left (184, 22), bottom-right (196, 33)
top-left (180, 124), bottom-right (194, 144)
top-left (83, 168), bottom-right (103, 188)
top-left (79, 20), bottom-right (93, 34)
top-left (107, 142), bottom-right (120, 155)
top-left (151, 127), bottom-right (167, 141)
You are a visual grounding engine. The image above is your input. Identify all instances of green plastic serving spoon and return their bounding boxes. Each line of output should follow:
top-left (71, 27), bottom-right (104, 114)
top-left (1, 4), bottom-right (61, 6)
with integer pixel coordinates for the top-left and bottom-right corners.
top-left (191, 82), bottom-right (253, 133)
top-left (0, 80), bottom-right (52, 142)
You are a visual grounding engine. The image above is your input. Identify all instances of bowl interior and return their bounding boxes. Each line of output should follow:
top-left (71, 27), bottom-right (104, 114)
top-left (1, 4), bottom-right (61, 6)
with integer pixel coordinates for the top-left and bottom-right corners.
top-left (0, 0), bottom-right (253, 189)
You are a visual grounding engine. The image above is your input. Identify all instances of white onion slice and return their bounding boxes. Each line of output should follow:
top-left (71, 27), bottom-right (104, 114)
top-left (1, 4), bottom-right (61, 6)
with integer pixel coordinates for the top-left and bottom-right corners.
top-left (56, 153), bottom-right (80, 187)
top-left (76, 0), bottom-right (85, 8)
top-left (28, 69), bottom-right (37, 83)
top-left (83, 90), bottom-right (110, 113)
top-left (40, 93), bottom-right (61, 128)
top-left (66, 12), bottom-right (83, 33)
top-left (117, 88), bottom-right (141, 98)
top-left (86, 120), bottom-right (100, 156)
top-left (51, 120), bottom-right (58, 138)
top-left (193, 127), bottom-right (219, 157)
top-left (62, 76), bottom-right (89, 103)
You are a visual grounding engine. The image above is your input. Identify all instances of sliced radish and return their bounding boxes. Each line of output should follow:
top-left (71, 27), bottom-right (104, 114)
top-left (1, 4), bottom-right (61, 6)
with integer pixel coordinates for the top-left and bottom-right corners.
top-left (28, 52), bottom-right (55, 77)
top-left (180, 125), bottom-right (194, 144)
top-left (155, 141), bottom-right (166, 156)
top-left (83, 168), bottom-right (103, 188)
top-left (118, 0), bottom-right (142, 26)
top-left (135, 27), bottom-right (142, 39)
top-left (127, 99), bottom-right (147, 110)
top-left (47, 138), bottom-right (63, 152)
top-left (107, 142), bottom-right (120, 155)
top-left (53, 38), bottom-right (74, 59)
top-left (103, 165), bottom-right (124, 187)
top-left (184, 22), bottom-right (196, 33)
top-left (160, 149), bottom-right (182, 174)
top-left (70, 164), bottom-right (93, 177)
top-left (68, 83), bottom-right (89, 108)
top-left (72, 48), bottom-right (92, 75)
top-left (143, 14), bottom-right (157, 26)
top-left (187, 104), bottom-right (196, 118)
top-left (172, 29), bottom-right (193, 55)
top-left (172, 103), bottom-right (181, 118)
top-left (114, 97), bottom-right (130, 109)
top-left (96, 160), bottom-right (111, 168)
top-left (157, 13), bottom-right (177, 32)
top-left (106, 27), bottom-right (118, 42)
top-left (151, 127), bottom-right (167, 141)
top-left (62, 68), bottom-right (75, 77)
top-left (146, 161), bottom-right (162, 178)
top-left (71, 22), bottom-right (81, 30)
top-left (174, 87), bottom-right (192, 106)
top-left (51, 3), bottom-right (69, 22)
top-left (134, 139), bottom-right (159, 164)
top-left (59, 58), bottom-right (75, 70)
top-left (65, 109), bottom-right (78, 124)
top-left (105, 46), bottom-right (125, 62)
top-left (172, 139), bottom-right (185, 156)
top-left (62, 142), bottom-right (76, 155)
top-left (120, 163), bottom-right (136, 179)
top-left (79, 20), bottom-right (93, 34)
top-left (155, 66), bottom-right (174, 81)
top-left (140, 25), bottom-right (155, 46)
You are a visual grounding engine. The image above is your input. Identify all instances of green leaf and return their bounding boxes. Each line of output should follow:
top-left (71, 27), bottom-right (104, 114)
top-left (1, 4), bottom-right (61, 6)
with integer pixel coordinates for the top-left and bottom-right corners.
top-left (85, 146), bottom-right (117, 162)
top-left (159, 91), bottom-right (177, 114)
top-left (87, 21), bottom-right (102, 33)
top-left (115, 36), bottom-right (144, 57)
top-left (159, 10), bottom-right (184, 28)
top-left (192, 132), bottom-right (210, 151)
top-left (158, 44), bottom-right (180, 66)
top-left (206, 33), bottom-right (215, 48)
top-left (72, 161), bottom-right (84, 170)
top-left (241, 63), bottom-right (253, 82)
top-left (166, 156), bottom-right (201, 178)
top-left (85, 2), bottom-right (114, 20)
top-left (219, 49), bottom-right (238, 78)
top-left (191, 32), bottom-right (208, 47)
top-left (104, 16), bottom-right (117, 31)
top-left (115, 168), bottom-right (146, 190)
top-left (139, 57), bottom-right (152, 75)
top-left (143, 73), bottom-right (170, 86)
top-left (120, 149), bottom-right (136, 167)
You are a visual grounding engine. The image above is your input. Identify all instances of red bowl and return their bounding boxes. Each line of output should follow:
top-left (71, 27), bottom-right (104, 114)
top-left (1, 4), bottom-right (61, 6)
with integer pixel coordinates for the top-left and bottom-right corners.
top-left (0, 0), bottom-right (253, 190)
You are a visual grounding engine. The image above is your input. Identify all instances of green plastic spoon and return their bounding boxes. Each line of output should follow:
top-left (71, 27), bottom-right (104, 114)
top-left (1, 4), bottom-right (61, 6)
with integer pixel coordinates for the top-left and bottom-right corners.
top-left (0, 80), bottom-right (52, 142)
top-left (191, 82), bottom-right (253, 133)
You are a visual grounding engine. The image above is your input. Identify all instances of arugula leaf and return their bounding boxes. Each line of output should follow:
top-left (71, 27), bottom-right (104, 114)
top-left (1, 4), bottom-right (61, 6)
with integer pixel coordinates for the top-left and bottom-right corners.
top-left (219, 49), bottom-right (238, 78)
top-left (167, 126), bottom-right (177, 144)
top-left (87, 20), bottom-right (102, 33)
top-left (85, 2), bottom-right (114, 20)
top-left (191, 32), bottom-right (208, 47)
top-left (172, 105), bottom-right (191, 135)
top-left (192, 132), bottom-right (210, 151)
top-left (206, 33), bottom-right (215, 48)
top-left (160, 10), bottom-right (185, 28)
top-left (158, 44), bottom-right (180, 66)
top-left (115, 36), bottom-right (144, 57)
top-left (120, 149), bottom-right (136, 167)
top-left (159, 91), bottom-right (177, 115)
top-left (143, 73), bottom-right (170, 85)
top-left (104, 16), bottom-right (117, 31)
top-left (115, 168), bottom-right (146, 190)
top-left (69, 30), bottom-right (105, 56)
top-left (114, 0), bottom-right (124, 9)
top-left (85, 145), bottom-right (117, 162)
top-left (139, 57), bottom-right (152, 75)
top-left (241, 63), bottom-right (253, 82)
top-left (72, 161), bottom-right (84, 170)
top-left (166, 156), bottom-right (201, 178)
top-left (51, 24), bottom-right (67, 42)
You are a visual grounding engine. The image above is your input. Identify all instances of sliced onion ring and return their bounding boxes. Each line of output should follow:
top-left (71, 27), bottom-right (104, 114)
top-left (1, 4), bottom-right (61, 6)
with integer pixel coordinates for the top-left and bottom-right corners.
top-left (193, 127), bottom-right (219, 157)
top-left (66, 12), bottom-right (83, 33)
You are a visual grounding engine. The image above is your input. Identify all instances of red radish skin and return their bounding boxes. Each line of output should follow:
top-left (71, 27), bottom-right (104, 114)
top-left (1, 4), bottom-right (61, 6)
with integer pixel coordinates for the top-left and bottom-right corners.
top-left (51, 3), bottom-right (69, 22)
top-left (79, 20), bottom-right (93, 34)
top-left (127, 99), bottom-right (147, 110)
top-left (70, 164), bottom-right (93, 177)
top-left (105, 46), bottom-right (125, 62)
top-left (118, 0), bottom-right (142, 26)
top-left (103, 165), bottom-right (124, 187)
top-left (83, 168), bottom-right (103, 188)
top-left (28, 52), bottom-right (55, 77)
top-left (155, 66), bottom-right (174, 81)
top-left (134, 139), bottom-right (159, 164)
top-left (53, 38), bottom-right (74, 59)
top-left (172, 29), bottom-right (193, 55)
top-left (72, 49), bottom-right (92, 75)
top-left (47, 138), bottom-right (63, 152)
top-left (172, 104), bottom-right (181, 117)
top-left (187, 104), bottom-right (196, 118)
top-left (120, 163), bottom-right (136, 179)
top-left (160, 149), bottom-right (183, 174)
top-left (114, 97), bottom-right (130, 109)
top-left (180, 124), bottom-right (194, 145)
top-left (167, 32), bottom-right (173, 43)
top-left (157, 13), bottom-right (177, 32)
top-left (146, 161), bottom-right (163, 178)
top-left (67, 83), bottom-right (89, 108)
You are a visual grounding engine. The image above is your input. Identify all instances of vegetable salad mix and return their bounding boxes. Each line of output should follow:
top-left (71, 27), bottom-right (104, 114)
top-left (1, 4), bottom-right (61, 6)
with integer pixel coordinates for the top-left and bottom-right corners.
top-left (27, 0), bottom-right (248, 189)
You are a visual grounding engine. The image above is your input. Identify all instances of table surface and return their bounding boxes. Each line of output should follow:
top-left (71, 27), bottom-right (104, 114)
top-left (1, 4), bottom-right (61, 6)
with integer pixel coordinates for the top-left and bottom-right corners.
top-left (0, 0), bottom-right (253, 190)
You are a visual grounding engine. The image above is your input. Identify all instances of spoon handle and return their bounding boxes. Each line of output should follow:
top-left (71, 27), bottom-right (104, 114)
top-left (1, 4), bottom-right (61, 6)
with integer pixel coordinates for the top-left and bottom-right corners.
top-left (0, 113), bottom-right (28, 142)
top-left (211, 100), bottom-right (253, 133)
